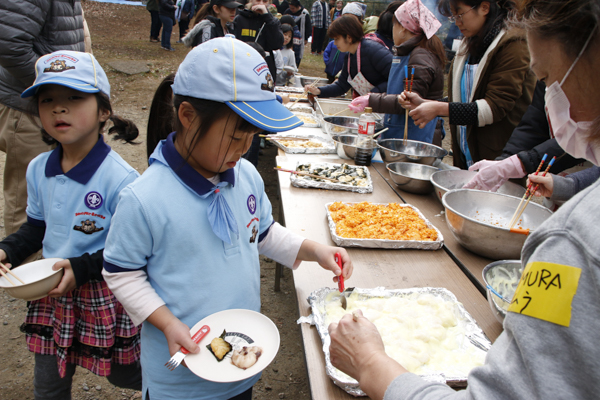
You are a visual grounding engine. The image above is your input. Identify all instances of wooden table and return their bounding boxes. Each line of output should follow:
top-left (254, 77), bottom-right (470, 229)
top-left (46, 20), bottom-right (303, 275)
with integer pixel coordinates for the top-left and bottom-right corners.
top-left (370, 162), bottom-right (494, 293)
top-left (274, 152), bottom-right (503, 400)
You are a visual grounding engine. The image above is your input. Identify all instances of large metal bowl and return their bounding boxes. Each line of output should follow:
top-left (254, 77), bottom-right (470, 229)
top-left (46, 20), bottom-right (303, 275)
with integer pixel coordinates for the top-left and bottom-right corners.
top-left (321, 116), bottom-right (384, 137)
top-left (331, 134), bottom-right (378, 160)
top-left (378, 139), bottom-right (448, 165)
top-left (387, 162), bottom-right (438, 194)
top-left (442, 189), bottom-right (553, 259)
top-left (482, 260), bottom-right (522, 323)
top-left (430, 170), bottom-right (526, 204)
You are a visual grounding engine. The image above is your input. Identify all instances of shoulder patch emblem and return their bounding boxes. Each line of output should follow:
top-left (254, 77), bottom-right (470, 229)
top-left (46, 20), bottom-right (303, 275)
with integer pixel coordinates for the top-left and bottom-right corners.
top-left (85, 191), bottom-right (103, 210)
top-left (247, 194), bottom-right (257, 215)
top-left (74, 219), bottom-right (104, 235)
top-left (249, 226), bottom-right (258, 243)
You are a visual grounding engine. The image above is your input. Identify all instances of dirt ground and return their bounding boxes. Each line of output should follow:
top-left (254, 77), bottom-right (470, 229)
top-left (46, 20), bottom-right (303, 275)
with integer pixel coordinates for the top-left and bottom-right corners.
top-left (0, 2), bottom-right (320, 399)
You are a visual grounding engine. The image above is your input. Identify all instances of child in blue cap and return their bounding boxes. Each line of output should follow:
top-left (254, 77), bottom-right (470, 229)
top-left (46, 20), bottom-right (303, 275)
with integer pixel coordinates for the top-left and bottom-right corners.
top-left (102, 35), bottom-right (353, 400)
top-left (0, 51), bottom-right (142, 397)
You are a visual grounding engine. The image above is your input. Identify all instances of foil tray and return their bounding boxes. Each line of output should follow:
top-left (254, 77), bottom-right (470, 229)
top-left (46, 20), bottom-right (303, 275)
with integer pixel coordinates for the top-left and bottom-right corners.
top-left (325, 202), bottom-right (444, 249)
top-left (298, 287), bottom-right (492, 396)
top-left (290, 162), bottom-right (373, 194)
top-left (292, 111), bottom-right (320, 128)
top-left (270, 135), bottom-right (336, 154)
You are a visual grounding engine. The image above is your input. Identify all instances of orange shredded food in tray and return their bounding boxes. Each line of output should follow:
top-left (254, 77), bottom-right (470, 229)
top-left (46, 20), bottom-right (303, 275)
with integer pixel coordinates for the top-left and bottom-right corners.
top-left (328, 202), bottom-right (438, 241)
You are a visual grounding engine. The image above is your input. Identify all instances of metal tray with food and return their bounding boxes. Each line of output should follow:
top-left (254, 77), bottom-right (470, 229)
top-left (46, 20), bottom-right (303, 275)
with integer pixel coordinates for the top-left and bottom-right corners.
top-left (292, 111), bottom-right (320, 128)
top-left (290, 162), bottom-right (373, 193)
top-left (269, 135), bottom-right (336, 154)
top-left (286, 103), bottom-right (314, 114)
top-left (297, 287), bottom-right (491, 396)
top-left (315, 97), bottom-right (384, 121)
top-left (325, 201), bottom-right (444, 249)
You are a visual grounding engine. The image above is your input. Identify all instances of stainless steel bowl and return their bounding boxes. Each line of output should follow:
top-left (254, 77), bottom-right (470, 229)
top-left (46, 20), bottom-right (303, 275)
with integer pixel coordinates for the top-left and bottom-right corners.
top-left (378, 139), bottom-right (448, 165)
top-left (482, 260), bottom-right (522, 323)
top-left (321, 116), bottom-right (384, 137)
top-left (330, 134), bottom-right (378, 160)
top-left (430, 170), bottom-right (526, 204)
top-left (442, 189), bottom-right (553, 259)
top-left (299, 76), bottom-right (329, 87)
top-left (387, 162), bottom-right (438, 194)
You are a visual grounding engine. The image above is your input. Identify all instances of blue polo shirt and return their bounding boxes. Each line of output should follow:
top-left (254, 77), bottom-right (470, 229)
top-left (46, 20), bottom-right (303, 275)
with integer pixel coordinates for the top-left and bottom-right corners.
top-left (26, 136), bottom-right (139, 259)
top-left (103, 133), bottom-right (275, 399)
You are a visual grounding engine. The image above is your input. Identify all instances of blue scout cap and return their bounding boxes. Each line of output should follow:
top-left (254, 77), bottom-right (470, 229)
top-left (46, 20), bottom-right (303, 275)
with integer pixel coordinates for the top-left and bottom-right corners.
top-left (171, 35), bottom-right (302, 132)
top-left (21, 51), bottom-right (110, 98)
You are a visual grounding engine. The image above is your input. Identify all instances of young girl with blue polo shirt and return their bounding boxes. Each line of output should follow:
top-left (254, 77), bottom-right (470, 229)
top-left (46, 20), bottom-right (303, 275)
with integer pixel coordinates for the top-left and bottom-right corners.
top-left (0, 51), bottom-right (142, 397)
top-left (102, 36), bottom-right (354, 400)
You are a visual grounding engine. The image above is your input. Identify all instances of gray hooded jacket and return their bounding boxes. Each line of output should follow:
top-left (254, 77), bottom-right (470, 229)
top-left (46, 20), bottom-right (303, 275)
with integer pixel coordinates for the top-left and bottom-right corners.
top-left (0, 0), bottom-right (84, 112)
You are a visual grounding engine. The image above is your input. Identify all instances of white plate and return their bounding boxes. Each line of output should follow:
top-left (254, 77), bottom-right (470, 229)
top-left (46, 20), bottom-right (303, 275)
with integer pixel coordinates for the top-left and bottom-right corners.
top-left (185, 309), bottom-right (280, 383)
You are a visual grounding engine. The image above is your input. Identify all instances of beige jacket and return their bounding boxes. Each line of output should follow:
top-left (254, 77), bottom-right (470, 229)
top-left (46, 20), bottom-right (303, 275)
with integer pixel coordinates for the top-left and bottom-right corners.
top-left (449, 28), bottom-right (536, 169)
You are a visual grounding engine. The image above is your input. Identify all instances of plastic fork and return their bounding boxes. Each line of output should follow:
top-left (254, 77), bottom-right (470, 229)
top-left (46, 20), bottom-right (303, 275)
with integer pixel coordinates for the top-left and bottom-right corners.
top-left (165, 325), bottom-right (210, 371)
top-left (335, 253), bottom-right (347, 310)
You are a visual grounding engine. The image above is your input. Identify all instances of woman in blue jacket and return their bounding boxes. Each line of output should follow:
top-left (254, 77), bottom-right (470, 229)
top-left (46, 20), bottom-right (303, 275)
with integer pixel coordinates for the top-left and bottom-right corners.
top-left (307, 15), bottom-right (392, 99)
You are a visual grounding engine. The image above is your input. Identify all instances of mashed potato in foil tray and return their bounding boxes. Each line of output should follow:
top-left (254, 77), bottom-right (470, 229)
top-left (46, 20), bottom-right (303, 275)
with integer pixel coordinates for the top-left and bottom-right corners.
top-left (324, 291), bottom-right (486, 377)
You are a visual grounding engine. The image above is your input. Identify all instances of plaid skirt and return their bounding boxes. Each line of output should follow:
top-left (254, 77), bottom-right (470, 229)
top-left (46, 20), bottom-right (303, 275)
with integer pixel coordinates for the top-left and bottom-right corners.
top-left (20, 280), bottom-right (141, 378)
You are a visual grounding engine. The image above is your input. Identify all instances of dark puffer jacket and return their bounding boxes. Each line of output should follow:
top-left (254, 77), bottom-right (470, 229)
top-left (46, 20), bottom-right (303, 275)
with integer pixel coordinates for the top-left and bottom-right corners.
top-left (317, 38), bottom-right (392, 98)
top-left (234, 8), bottom-right (284, 79)
top-left (0, 0), bottom-right (85, 112)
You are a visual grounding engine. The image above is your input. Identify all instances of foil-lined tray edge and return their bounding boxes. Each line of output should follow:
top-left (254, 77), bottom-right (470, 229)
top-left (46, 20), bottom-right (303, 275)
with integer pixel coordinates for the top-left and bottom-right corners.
top-left (290, 162), bottom-right (374, 194)
top-left (300, 286), bottom-right (492, 396)
top-left (270, 134), bottom-right (336, 154)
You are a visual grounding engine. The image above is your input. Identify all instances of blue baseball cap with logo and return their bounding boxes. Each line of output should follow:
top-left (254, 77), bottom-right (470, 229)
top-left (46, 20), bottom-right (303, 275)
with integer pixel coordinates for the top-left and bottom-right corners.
top-left (171, 35), bottom-right (302, 132)
top-left (21, 51), bottom-right (110, 98)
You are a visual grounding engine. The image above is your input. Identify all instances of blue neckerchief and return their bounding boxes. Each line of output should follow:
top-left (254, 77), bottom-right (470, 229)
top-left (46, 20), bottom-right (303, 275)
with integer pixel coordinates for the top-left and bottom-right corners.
top-left (459, 57), bottom-right (477, 167)
top-left (152, 132), bottom-right (239, 244)
top-left (198, 181), bottom-right (239, 244)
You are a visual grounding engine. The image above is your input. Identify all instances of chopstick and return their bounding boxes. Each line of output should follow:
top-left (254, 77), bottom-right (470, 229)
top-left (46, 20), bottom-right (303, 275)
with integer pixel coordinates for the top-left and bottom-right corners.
top-left (508, 154), bottom-right (548, 228)
top-left (290, 80), bottom-right (320, 110)
top-left (403, 66), bottom-right (415, 146)
top-left (0, 262), bottom-right (24, 285)
top-left (508, 154), bottom-right (547, 227)
top-left (0, 263), bottom-right (25, 285)
top-left (261, 135), bottom-right (309, 141)
top-left (329, 108), bottom-right (349, 117)
top-left (373, 127), bottom-right (388, 139)
top-left (274, 166), bottom-right (340, 183)
top-left (508, 156), bottom-right (556, 229)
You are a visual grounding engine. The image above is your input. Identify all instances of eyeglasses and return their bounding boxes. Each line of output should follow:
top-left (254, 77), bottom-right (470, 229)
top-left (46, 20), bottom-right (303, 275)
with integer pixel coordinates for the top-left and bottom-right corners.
top-left (448, 5), bottom-right (476, 23)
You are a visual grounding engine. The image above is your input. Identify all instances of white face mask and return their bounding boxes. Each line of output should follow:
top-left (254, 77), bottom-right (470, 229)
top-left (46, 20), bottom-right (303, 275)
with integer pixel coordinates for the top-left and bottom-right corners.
top-left (544, 28), bottom-right (600, 166)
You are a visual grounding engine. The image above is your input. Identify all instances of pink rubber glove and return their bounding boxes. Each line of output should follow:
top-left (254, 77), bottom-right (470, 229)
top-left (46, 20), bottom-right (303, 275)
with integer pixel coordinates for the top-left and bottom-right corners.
top-left (463, 155), bottom-right (526, 191)
top-left (348, 95), bottom-right (369, 113)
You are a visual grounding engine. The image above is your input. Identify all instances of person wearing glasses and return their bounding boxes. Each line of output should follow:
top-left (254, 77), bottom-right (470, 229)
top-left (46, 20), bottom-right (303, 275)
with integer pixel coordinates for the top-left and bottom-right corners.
top-left (399, 0), bottom-right (536, 169)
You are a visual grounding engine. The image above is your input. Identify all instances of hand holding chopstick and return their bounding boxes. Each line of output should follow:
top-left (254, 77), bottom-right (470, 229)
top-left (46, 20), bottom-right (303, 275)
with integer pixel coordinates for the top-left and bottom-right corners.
top-left (274, 166), bottom-right (340, 183)
top-left (403, 66), bottom-right (415, 146)
top-left (292, 80), bottom-right (320, 109)
top-left (509, 156), bottom-right (556, 229)
top-left (0, 262), bottom-right (25, 286)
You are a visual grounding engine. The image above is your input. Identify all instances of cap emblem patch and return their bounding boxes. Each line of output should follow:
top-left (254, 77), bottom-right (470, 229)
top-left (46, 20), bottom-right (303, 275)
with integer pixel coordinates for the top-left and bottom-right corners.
top-left (253, 63), bottom-right (269, 76)
top-left (44, 60), bottom-right (75, 73)
top-left (261, 73), bottom-right (274, 92)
